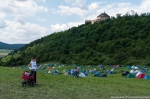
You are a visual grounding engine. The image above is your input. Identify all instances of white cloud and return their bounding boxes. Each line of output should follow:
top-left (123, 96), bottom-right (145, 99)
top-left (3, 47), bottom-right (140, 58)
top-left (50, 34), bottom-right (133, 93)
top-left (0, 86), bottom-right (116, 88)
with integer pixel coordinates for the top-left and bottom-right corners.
top-left (16, 0), bottom-right (45, 3)
top-left (15, 17), bottom-right (26, 25)
top-left (0, 20), bottom-right (49, 44)
top-left (51, 0), bottom-right (88, 17)
top-left (0, 0), bottom-right (48, 18)
top-left (42, 0), bottom-right (46, 3)
top-left (57, 5), bottom-right (88, 17)
top-left (50, 21), bottom-right (84, 32)
top-left (85, 0), bottom-right (150, 20)
top-left (64, 0), bottom-right (86, 8)
top-left (67, 21), bottom-right (84, 27)
top-left (55, 0), bottom-right (150, 20)
top-left (140, 0), bottom-right (150, 12)
top-left (16, 0), bottom-right (27, 2)
top-left (0, 18), bottom-right (6, 28)
top-left (51, 24), bottom-right (68, 32)
top-left (88, 2), bottom-right (100, 10)
top-left (0, 0), bottom-right (49, 44)
top-left (33, 17), bottom-right (46, 21)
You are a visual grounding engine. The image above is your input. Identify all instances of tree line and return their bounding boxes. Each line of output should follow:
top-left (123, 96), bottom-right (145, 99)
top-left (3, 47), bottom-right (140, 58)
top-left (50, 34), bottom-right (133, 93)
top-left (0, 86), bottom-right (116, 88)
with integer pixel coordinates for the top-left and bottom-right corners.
top-left (1, 12), bottom-right (150, 66)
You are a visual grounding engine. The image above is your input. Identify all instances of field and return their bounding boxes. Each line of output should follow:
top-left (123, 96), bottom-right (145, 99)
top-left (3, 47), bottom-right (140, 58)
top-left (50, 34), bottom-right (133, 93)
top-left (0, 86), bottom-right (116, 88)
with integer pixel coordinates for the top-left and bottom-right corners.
top-left (0, 49), bottom-right (12, 57)
top-left (0, 65), bottom-right (150, 99)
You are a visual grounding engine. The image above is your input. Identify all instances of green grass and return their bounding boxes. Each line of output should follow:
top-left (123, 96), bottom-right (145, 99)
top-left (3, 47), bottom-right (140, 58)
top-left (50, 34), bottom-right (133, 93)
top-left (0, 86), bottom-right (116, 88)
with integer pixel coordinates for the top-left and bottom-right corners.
top-left (0, 66), bottom-right (150, 99)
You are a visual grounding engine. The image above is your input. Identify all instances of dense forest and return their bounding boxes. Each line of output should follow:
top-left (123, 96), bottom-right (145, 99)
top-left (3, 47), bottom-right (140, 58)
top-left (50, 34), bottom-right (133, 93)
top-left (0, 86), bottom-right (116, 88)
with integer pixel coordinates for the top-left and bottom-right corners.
top-left (1, 13), bottom-right (150, 66)
top-left (0, 42), bottom-right (25, 50)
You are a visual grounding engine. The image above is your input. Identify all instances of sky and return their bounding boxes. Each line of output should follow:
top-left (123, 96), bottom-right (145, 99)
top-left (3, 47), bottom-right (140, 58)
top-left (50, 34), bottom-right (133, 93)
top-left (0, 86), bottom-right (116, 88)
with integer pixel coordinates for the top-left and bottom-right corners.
top-left (0, 0), bottom-right (150, 44)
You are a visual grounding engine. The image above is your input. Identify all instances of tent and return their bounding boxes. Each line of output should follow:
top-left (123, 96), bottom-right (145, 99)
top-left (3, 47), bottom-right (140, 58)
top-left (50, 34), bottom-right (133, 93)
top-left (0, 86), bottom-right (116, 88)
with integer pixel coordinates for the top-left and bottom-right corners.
top-left (126, 73), bottom-right (135, 78)
top-left (41, 65), bottom-right (46, 69)
top-left (98, 65), bottom-right (103, 68)
top-left (111, 71), bottom-right (117, 74)
top-left (84, 73), bottom-right (88, 76)
top-left (53, 70), bottom-right (59, 74)
top-left (131, 65), bottom-right (135, 69)
top-left (143, 66), bottom-right (147, 69)
top-left (48, 64), bottom-right (53, 67)
top-left (94, 71), bottom-right (100, 77)
top-left (83, 70), bottom-right (88, 74)
top-left (126, 66), bottom-right (131, 70)
top-left (136, 71), bottom-right (142, 77)
top-left (106, 70), bottom-right (116, 74)
top-left (130, 69), bottom-right (135, 74)
top-left (140, 69), bottom-right (146, 73)
top-left (134, 70), bottom-right (139, 74)
top-left (143, 75), bottom-right (150, 79)
top-left (134, 66), bottom-right (139, 69)
top-left (136, 73), bottom-right (146, 79)
top-left (68, 69), bottom-right (74, 76)
top-left (99, 74), bottom-right (107, 77)
top-left (63, 69), bottom-right (66, 73)
top-left (137, 66), bottom-right (140, 68)
top-left (111, 68), bottom-right (116, 72)
top-left (122, 71), bottom-right (129, 76)
top-left (79, 72), bottom-right (86, 77)
top-left (89, 70), bottom-right (96, 74)
top-left (106, 70), bottom-right (111, 74)
top-left (48, 70), bottom-right (52, 73)
top-left (147, 70), bottom-right (150, 73)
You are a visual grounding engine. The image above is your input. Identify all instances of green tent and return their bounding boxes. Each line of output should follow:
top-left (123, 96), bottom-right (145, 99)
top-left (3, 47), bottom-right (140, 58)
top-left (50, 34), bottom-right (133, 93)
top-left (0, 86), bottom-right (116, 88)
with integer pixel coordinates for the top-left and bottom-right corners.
top-left (126, 73), bottom-right (135, 78)
top-left (126, 66), bottom-right (131, 70)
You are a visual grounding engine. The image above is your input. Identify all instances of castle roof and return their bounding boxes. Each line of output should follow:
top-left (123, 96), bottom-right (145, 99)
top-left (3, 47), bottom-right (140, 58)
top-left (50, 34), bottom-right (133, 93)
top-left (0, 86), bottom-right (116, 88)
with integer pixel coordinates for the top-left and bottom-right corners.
top-left (97, 12), bottom-right (110, 17)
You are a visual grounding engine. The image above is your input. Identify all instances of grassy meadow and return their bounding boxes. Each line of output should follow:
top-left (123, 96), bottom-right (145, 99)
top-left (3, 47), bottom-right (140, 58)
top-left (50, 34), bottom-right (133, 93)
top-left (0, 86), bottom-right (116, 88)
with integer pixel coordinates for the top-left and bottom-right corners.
top-left (0, 65), bottom-right (150, 99)
top-left (0, 49), bottom-right (12, 57)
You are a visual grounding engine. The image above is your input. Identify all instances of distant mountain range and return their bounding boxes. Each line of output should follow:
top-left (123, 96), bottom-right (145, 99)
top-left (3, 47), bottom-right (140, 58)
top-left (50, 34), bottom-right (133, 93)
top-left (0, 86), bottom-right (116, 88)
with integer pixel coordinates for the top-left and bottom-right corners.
top-left (0, 41), bottom-right (25, 50)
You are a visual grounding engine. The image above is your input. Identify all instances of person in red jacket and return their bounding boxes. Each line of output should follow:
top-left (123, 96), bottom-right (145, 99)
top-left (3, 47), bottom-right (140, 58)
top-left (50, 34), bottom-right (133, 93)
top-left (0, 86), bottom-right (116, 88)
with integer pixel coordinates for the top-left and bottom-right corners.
top-left (74, 67), bottom-right (79, 78)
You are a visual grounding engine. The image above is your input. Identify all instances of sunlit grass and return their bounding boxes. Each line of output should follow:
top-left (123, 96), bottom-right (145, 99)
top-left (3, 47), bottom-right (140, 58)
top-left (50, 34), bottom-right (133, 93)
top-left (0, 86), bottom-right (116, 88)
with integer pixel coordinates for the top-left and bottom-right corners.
top-left (0, 49), bottom-right (12, 57)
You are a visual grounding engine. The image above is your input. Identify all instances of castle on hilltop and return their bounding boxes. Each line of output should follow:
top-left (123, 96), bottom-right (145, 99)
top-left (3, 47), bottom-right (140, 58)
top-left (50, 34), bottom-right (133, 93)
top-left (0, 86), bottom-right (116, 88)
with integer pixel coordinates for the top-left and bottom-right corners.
top-left (85, 12), bottom-right (110, 24)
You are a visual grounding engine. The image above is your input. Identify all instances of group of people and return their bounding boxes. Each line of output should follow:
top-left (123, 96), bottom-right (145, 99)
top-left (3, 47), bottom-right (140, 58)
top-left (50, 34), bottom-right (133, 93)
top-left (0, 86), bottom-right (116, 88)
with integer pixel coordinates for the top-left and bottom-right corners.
top-left (64, 67), bottom-right (79, 77)
top-left (26, 57), bottom-right (80, 85)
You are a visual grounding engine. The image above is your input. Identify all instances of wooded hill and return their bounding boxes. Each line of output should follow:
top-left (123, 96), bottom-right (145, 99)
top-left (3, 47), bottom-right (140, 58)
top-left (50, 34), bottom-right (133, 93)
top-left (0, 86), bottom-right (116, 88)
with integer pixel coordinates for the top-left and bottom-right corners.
top-left (1, 13), bottom-right (150, 66)
top-left (0, 42), bottom-right (24, 50)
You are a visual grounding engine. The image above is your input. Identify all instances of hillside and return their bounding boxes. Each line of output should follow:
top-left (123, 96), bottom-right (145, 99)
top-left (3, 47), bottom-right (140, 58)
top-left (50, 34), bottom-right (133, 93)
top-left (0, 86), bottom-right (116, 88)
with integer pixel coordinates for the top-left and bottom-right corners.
top-left (1, 13), bottom-right (150, 66)
top-left (0, 42), bottom-right (25, 50)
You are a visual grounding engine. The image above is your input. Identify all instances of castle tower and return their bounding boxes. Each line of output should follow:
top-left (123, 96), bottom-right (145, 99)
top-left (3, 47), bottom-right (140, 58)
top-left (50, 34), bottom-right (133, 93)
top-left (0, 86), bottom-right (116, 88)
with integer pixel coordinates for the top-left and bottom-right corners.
top-left (85, 12), bottom-right (110, 24)
top-left (97, 12), bottom-right (110, 21)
